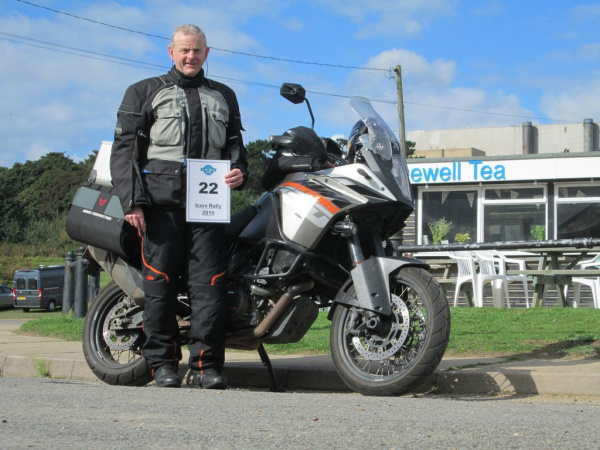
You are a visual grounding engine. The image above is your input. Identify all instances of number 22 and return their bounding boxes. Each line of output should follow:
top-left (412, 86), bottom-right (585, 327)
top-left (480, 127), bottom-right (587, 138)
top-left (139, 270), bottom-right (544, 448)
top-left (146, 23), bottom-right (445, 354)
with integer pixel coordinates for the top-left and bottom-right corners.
top-left (199, 182), bottom-right (218, 194)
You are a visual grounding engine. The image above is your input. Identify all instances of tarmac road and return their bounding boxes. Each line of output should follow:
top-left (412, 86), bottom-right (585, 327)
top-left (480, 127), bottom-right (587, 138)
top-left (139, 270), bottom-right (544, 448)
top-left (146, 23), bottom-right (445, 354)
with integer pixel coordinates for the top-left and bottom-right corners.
top-left (1, 377), bottom-right (600, 449)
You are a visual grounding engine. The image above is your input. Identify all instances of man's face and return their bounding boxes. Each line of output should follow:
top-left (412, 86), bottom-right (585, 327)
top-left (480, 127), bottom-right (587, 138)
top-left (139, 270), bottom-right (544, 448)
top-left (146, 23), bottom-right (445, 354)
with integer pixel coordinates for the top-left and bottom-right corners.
top-left (168, 32), bottom-right (209, 77)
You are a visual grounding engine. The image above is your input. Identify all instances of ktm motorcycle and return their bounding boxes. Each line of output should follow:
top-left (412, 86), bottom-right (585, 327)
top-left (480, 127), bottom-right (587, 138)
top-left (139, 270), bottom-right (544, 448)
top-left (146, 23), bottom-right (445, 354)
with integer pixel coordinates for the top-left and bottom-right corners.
top-left (80, 83), bottom-right (450, 396)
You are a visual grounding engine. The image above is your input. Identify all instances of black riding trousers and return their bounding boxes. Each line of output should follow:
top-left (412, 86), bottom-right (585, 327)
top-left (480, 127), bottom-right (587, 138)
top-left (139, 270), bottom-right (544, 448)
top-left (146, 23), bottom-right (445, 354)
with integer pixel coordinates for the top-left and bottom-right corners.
top-left (140, 207), bottom-right (227, 373)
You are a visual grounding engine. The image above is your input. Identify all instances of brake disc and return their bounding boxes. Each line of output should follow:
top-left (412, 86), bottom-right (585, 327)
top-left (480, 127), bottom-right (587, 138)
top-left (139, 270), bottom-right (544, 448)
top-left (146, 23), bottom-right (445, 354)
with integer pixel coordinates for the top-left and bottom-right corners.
top-left (102, 300), bottom-right (141, 351)
top-left (351, 293), bottom-right (411, 360)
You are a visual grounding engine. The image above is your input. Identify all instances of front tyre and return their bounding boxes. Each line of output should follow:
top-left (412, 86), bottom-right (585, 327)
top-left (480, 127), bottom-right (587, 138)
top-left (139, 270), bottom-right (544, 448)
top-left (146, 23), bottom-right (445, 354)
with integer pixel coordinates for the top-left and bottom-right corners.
top-left (331, 267), bottom-right (450, 396)
top-left (82, 281), bottom-right (151, 386)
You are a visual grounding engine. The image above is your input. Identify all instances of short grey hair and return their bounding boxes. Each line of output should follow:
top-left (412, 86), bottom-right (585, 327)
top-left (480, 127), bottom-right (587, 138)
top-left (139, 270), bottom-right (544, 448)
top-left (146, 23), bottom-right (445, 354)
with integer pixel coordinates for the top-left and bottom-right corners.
top-left (171, 24), bottom-right (207, 46)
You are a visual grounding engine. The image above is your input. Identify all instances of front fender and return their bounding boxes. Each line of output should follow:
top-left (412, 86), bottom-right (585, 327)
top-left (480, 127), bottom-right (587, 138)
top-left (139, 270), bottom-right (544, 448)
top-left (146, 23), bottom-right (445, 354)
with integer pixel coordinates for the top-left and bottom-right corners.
top-left (330, 256), bottom-right (428, 317)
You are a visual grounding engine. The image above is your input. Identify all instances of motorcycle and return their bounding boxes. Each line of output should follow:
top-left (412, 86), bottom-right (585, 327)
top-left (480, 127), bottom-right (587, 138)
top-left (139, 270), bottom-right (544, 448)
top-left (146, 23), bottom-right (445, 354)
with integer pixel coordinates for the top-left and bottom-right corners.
top-left (80, 83), bottom-right (450, 396)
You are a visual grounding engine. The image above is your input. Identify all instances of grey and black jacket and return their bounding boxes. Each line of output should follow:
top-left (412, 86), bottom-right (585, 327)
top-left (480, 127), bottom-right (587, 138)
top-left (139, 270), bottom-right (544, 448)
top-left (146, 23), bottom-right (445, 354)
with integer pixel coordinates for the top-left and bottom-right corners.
top-left (110, 67), bottom-right (248, 213)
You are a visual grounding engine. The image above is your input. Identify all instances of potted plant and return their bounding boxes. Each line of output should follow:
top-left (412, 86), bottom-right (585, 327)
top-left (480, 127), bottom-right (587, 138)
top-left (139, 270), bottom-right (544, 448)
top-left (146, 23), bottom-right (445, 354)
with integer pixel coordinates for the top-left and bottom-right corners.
top-left (428, 218), bottom-right (453, 244)
top-left (454, 231), bottom-right (471, 244)
top-left (530, 225), bottom-right (545, 241)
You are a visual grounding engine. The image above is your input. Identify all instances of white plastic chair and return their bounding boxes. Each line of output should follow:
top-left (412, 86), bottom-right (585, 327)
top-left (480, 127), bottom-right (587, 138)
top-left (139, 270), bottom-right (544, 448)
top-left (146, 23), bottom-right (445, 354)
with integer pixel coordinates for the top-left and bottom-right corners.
top-left (566, 253), bottom-right (600, 308)
top-left (474, 250), bottom-right (530, 308)
top-left (448, 251), bottom-right (509, 307)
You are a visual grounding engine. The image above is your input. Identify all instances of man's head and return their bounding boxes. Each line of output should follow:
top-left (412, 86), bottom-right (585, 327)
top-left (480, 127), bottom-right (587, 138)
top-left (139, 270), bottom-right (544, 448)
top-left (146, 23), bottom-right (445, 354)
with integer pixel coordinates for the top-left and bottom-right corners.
top-left (168, 24), bottom-right (209, 77)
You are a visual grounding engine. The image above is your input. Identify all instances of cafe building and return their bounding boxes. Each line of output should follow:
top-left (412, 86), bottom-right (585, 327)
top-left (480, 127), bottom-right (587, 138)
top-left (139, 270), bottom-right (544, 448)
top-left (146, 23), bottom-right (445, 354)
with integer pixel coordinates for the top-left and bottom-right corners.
top-left (404, 119), bottom-right (600, 246)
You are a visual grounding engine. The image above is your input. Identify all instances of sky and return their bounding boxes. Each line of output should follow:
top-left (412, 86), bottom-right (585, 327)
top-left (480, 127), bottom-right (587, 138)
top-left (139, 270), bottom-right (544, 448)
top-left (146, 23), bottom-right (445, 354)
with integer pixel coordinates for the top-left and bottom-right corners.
top-left (1, 0), bottom-right (600, 168)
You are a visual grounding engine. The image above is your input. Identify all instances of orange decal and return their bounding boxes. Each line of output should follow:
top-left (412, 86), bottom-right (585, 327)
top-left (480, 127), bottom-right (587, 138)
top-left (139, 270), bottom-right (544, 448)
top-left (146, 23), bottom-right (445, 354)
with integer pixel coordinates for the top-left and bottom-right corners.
top-left (137, 228), bottom-right (170, 283)
top-left (211, 270), bottom-right (226, 286)
top-left (199, 349), bottom-right (205, 373)
top-left (282, 182), bottom-right (341, 215)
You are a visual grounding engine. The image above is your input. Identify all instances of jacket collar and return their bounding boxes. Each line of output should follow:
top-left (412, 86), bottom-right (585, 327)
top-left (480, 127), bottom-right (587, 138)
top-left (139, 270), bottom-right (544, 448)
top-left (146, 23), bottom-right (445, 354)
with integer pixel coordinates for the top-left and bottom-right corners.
top-left (167, 67), bottom-right (206, 88)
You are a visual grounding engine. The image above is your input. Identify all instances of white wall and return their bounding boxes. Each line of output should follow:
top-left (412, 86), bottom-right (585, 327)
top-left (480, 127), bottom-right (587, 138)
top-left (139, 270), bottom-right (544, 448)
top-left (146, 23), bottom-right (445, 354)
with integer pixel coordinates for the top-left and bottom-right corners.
top-left (408, 121), bottom-right (596, 156)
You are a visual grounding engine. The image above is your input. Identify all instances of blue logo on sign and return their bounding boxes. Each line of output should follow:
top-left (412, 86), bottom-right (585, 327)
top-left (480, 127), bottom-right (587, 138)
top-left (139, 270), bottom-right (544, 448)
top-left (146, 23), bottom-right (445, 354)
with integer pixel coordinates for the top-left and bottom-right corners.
top-left (201, 165), bottom-right (217, 175)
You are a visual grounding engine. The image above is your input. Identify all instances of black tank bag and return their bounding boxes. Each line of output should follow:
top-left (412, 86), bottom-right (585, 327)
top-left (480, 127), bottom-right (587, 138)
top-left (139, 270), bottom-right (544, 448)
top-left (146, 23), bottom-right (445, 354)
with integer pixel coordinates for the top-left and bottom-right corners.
top-left (66, 181), bottom-right (140, 259)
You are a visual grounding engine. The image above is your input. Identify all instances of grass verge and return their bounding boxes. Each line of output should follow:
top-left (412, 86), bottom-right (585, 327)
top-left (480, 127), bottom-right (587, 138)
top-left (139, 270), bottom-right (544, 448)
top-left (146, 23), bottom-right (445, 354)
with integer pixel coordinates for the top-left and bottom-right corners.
top-left (18, 311), bottom-right (85, 341)
top-left (9, 307), bottom-right (600, 359)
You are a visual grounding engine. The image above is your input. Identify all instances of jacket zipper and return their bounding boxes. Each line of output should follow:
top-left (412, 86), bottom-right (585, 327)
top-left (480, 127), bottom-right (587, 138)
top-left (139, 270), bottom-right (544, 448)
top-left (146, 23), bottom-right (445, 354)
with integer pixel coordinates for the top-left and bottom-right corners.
top-left (203, 105), bottom-right (209, 159)
top-left (183, 104), bottom-right (190, 166)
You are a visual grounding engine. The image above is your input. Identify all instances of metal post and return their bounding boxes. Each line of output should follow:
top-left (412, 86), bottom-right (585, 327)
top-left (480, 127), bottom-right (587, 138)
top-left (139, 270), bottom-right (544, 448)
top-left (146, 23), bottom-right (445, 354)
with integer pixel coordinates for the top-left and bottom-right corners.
top-left (394, 65), bottom-right (407, 159)
top-left (73, 246), bottom-right (88, 318)
top-left (87, 271), bottom-right (100, 304)
top-left (62, 250), bottom-right (75, 315)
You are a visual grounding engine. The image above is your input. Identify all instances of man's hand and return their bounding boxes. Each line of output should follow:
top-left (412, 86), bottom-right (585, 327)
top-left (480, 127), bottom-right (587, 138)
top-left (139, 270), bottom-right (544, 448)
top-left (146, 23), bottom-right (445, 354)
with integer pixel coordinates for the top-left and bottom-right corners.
top-left (224, 168), bottom-right (244, 189)
top-left (125, 205), bottom-right (146, 232)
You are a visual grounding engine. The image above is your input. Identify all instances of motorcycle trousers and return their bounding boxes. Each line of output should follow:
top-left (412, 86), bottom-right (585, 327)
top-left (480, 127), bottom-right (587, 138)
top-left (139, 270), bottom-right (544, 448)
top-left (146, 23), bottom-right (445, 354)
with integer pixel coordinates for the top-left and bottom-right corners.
top-left (139, 207), bottom-right (228, 373)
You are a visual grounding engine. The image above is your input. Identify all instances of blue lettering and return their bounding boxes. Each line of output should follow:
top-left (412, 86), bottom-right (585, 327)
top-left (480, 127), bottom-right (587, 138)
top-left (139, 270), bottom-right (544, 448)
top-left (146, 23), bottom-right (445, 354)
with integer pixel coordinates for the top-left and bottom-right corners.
top-left (410, 168), bottom-right (422, 182)
top-left (422, 167), bottom-right (440, 182)
top-left (480, 165), bottom-right (493, 180)
top-left (440, 167), bottom-right (452, 181)
top-left (453, 162), bottom-right (461, 181)
top-left (469, 160), bottom-right (482, 180)
top-left (494, 165), bottom-right (506, 180)
top-left (412, 161), bottom-right (506, 184)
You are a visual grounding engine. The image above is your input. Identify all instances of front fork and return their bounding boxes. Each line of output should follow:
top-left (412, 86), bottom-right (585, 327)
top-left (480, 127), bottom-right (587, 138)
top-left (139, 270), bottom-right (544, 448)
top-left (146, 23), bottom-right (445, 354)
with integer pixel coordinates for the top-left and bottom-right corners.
top-left (332, 218), bottom-right (428, 317)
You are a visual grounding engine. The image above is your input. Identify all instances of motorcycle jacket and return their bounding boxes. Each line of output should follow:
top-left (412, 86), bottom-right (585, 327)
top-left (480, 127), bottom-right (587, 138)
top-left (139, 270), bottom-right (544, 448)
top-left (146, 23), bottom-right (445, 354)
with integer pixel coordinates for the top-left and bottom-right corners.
top-left (110, 67), bottom-right (248, 213)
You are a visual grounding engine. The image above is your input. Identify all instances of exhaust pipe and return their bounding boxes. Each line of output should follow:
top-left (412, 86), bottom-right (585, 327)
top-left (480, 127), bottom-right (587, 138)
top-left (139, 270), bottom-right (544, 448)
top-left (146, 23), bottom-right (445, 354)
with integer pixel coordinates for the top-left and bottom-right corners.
top-left (253, 279), bottom-right (314, 338)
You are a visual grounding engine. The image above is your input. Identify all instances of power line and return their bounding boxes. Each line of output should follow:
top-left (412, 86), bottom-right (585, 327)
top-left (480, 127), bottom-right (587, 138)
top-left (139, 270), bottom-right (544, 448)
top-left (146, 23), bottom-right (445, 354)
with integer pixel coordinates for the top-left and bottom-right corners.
top-left (7, 2), bottom-right (580, 123)
top-left (3, 31), bottom-right (576, 122)
top-left (404, 100), bottom-right (573, 123)
top-left (0, 32), bottom-right (398, 105)
top-left (15, 0), bottom-right (390, 72)
top-left (0, 32), bottom-right (167, 70)
top-left (0, 36), bottom-right (167, 71)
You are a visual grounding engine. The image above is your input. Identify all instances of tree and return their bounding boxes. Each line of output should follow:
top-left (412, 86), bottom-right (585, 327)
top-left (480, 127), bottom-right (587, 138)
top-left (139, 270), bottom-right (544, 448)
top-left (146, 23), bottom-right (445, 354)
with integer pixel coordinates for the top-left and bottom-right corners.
top-left (406, 140), bottom-right (417, 158)
top-left (243, 139), bottom-right (272, 194)
top-left (230, 138), bottom-right (273, 213)
top-left (0, 152), bottom-right (89, 243)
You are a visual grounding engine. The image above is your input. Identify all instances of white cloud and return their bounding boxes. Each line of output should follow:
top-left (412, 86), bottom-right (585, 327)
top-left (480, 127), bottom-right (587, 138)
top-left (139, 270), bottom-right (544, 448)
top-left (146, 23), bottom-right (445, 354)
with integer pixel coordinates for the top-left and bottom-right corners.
top-left (540, 77), bottom-right (600, 122)
top-left (0, 0), bottom-right (276, 168)
top-left (321, 0), bottom-right (456, 38)
top-left (578, 43), bottom-right (600, 62)
top-left (318, 48), bottom-right (535, 135)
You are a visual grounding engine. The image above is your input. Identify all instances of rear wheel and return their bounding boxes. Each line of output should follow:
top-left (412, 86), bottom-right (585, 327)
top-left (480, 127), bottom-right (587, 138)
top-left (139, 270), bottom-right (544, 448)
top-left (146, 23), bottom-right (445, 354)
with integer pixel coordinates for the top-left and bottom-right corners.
top-left (82, 281), bottom-right (151, 386)
top-left (47, 300), bottom-right (56, 312)
top-left (331, 266), bottom-right (450, 396)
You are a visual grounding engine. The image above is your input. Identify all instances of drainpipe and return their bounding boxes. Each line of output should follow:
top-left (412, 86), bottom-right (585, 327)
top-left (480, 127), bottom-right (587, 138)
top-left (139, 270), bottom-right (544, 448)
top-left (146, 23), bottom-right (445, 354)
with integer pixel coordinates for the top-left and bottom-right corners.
top-left (522, 121), bottom-right (534, 154)
top-left (583, 119), bottom-right (595, 152)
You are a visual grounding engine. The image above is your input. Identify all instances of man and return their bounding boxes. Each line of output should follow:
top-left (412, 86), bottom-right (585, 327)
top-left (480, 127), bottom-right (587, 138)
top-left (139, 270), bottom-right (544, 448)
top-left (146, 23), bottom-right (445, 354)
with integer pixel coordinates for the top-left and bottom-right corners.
top-left (110, 24), bottom-right (248, 389)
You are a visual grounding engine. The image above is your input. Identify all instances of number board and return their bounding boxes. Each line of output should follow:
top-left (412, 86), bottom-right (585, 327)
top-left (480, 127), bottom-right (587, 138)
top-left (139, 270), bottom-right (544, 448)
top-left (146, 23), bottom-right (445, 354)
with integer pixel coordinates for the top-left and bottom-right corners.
top-left (186, 159), bottom-right (230, 223)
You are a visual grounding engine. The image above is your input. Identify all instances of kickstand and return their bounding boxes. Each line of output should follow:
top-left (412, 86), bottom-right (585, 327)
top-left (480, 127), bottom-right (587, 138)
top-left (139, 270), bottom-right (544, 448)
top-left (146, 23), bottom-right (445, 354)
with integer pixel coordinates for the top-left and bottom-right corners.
top-left (258, 343), bottom-right (284, 392)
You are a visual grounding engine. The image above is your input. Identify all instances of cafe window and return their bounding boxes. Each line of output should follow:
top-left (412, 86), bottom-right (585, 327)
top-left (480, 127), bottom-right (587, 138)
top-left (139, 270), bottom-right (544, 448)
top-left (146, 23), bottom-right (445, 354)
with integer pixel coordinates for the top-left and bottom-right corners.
top-left (482, 186), bottom-right (546, 242)
top-left (420, 189), bottom-right (478, 244)
top-left (555, 183), bottom-right (600, 239)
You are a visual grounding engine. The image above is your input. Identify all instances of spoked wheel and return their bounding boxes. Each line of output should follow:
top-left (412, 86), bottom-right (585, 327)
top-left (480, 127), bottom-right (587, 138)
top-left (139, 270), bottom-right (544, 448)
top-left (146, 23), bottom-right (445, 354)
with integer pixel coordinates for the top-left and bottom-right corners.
top-left (82, 281), bottom-right (151, 386)
top-left (331, 267), bottom-right (450, 396)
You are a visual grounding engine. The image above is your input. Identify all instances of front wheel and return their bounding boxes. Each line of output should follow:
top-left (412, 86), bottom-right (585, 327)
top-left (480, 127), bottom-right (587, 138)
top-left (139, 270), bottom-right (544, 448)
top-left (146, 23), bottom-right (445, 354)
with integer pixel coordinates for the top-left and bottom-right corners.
top-left (331, 266), bottom-right (450, 396)
top-left (82, 281), bottom-right (151, 386)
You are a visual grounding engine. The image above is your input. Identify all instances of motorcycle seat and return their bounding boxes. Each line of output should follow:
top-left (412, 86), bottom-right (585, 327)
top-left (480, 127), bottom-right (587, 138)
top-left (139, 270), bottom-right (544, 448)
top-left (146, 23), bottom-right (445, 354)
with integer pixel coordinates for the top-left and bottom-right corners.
top-left (225, 204), bottom-right (257, 241)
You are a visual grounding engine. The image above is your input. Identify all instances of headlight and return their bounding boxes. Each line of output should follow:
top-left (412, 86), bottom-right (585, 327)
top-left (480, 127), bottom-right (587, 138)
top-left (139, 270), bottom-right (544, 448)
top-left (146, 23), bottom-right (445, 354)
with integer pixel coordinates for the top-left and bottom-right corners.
top-left (392, 155), bottom-right (413, 202)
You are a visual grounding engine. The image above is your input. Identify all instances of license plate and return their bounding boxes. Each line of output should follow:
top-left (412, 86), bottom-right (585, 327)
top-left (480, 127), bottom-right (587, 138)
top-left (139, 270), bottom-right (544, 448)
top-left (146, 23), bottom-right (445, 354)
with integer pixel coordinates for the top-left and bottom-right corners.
top-left (17, 296), bottom-right (26, 300)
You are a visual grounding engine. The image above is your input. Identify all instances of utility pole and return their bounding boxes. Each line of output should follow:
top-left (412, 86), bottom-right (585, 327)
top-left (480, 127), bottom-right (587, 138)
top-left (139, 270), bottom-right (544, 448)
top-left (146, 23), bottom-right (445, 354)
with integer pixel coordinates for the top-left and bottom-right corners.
top-left (394, 65), bottom-right (407, 158)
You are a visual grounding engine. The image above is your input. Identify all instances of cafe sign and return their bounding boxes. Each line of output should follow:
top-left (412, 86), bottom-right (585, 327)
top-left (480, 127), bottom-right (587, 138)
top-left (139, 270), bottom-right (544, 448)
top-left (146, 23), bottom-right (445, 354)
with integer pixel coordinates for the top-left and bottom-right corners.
top-left (408, 155), bottom-right (600, 185)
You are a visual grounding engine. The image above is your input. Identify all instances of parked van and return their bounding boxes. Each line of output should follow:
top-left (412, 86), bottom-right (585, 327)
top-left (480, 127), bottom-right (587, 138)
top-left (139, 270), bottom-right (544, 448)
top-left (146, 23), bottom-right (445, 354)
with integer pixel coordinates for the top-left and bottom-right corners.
top-left (13, 266), bottom-right (65, 312)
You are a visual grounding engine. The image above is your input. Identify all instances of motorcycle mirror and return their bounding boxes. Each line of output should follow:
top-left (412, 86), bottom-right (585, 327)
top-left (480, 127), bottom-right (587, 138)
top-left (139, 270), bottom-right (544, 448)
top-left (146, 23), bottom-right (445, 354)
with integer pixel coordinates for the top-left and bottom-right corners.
top-left (280, 83), bottom-right (315, 129)
top-left (280, 83), bottom-right (306, 104)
